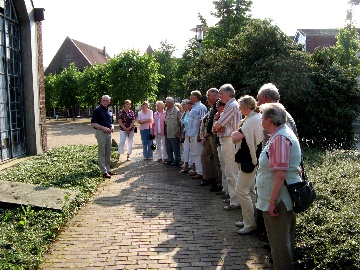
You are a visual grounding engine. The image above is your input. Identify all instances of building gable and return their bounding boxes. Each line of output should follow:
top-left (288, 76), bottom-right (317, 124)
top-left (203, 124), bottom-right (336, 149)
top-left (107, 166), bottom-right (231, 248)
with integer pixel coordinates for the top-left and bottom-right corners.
top-left (45, 37), bottom-right (110, 75)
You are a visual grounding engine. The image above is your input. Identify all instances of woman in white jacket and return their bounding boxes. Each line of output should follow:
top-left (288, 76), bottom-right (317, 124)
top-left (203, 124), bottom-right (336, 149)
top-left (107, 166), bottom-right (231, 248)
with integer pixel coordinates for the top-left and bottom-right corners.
top-left (231, 95), bottom-right (263, 235)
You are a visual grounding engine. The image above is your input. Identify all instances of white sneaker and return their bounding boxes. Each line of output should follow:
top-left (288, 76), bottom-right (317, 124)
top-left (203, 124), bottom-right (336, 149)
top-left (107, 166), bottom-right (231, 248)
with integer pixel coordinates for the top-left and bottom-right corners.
top-left (235, 221), bottom-right (244, 227)
top-left (237, 226), bottom-right (256, 235)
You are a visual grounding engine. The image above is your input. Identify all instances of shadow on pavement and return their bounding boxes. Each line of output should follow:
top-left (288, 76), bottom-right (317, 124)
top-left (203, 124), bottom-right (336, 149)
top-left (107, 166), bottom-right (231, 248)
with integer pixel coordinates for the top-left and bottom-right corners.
top-left (94, 158), bottom-right (272, 269)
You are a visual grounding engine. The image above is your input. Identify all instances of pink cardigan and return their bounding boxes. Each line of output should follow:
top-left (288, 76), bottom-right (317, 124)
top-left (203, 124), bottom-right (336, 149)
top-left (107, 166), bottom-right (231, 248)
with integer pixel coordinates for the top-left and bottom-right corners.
top-left (153, 111), bottom-right (166, 136)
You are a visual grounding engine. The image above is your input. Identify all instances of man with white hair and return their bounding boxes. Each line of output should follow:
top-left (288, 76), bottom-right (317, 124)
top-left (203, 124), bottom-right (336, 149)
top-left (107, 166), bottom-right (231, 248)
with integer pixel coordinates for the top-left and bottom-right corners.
top-left (257, 83), bottom-right (298, 144)
top-left (164, 97), bottom-right (182, 165)
top-left (91, 95), bottom-right (116, 178)
top-left (213, 84), bottom-right (242, 210)
top-left (187, 90), bottom-right (207, 180)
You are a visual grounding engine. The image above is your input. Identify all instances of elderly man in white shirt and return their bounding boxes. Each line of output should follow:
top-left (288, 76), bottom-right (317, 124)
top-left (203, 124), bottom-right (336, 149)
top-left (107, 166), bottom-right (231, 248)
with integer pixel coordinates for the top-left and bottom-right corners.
top-left (213, 84), bottom-right (242, 210)
top-left (187, 90), bottom-right (207, 180)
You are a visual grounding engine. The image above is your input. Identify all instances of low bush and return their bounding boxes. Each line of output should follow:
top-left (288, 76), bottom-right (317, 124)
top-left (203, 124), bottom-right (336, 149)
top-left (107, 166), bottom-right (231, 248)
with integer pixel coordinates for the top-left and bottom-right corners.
top-left (296, 148), bottom-right (360, 269)
top-left (0, 145), bottom-right (105, 269)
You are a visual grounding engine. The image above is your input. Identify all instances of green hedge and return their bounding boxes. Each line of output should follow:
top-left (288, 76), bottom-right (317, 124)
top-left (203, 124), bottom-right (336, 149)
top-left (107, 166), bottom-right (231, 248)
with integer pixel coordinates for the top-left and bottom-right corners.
top-left (296, 148), bottom-right (360, 269)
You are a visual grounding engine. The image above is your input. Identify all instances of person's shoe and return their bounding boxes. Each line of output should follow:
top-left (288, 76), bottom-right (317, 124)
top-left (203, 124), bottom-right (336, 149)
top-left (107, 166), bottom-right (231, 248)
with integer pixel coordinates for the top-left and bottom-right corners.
top-left (164, 161), bottom-right (172, 164)
top-left (216, 190), bottom-right (226, 195)
top-left (171, 162), bottom-right (179, 166)
top-left (223, 205), bottom-right (241, 210)
top-left (237, 226), bottom-right (256, 235)
top-left (223, 198), bottom-right (230, 204)
top-left (197, 180), bottom-right (209, 186)
top-left (210, 185), bottom-right (222, 192)
top-left (188, 171), bottom-right (197, 176)
top-left (126, 157), bottom-right (131, 161)
top-left (157, 159), bottom-right (162, 162)
top-left (235, 221), bottom-right (244, 227)
top-left (221, 194), bottom-right (230, 199)
top-left (107, 171), bottom-right (117, 175)
top-left (179, 169), bottom-right (189, 173)
top-left (102, 173), bottom-right (111, 179)
top-left (192, 174), bottom-right (203, 179)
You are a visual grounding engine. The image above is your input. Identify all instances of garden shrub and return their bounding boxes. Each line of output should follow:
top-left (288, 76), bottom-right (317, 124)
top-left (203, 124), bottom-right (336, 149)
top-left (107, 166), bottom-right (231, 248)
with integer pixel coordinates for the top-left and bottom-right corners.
top-left (296, 148), bottom-right (360, 269)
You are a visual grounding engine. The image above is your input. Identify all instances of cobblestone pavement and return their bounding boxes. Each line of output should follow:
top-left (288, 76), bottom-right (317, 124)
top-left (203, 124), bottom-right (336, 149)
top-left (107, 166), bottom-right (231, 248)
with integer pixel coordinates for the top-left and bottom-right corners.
top-left (41, 119), bottom-right (272, 269)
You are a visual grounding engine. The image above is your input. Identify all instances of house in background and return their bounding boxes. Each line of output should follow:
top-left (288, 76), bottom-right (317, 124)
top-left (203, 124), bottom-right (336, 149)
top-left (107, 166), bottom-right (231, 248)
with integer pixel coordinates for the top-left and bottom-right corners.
top-left (0, 0), bottom-right (46, 163)
top-left (293, 28), bottom-right (360, 54)
top-left (44, 37), bottom-right (111, 75)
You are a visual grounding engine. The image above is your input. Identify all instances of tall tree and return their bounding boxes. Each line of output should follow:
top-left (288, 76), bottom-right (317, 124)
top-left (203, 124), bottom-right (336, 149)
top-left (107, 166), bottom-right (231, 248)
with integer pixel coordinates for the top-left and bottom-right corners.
top-left (106, 49), bottom-right (162, 106)
top-left (153, 40), bottom-right (180, 99)
top-left (55, 63), bottom-right (81, 121)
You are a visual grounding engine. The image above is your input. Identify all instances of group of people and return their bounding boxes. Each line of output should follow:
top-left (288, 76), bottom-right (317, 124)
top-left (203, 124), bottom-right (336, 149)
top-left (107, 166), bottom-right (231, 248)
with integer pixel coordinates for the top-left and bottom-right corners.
top-left (91, 82), bottom-right (302, 270)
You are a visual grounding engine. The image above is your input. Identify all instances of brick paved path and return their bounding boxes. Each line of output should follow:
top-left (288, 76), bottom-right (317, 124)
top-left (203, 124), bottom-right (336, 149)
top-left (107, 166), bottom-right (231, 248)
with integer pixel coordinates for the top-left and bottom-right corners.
top-left (41, 119), bottom-right (272, 269)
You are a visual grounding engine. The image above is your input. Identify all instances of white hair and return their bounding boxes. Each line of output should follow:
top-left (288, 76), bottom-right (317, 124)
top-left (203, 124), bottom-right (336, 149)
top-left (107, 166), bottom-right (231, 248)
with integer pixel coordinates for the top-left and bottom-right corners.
top-left (165, 97), bottom-right (175, 104)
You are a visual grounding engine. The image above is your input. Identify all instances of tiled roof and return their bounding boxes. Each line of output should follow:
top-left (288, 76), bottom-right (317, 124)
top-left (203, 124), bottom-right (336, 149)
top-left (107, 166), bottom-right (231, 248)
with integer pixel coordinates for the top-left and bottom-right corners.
top-left (294, 28), bottom-right (360, 53)
top-left (70, 38), bottom-right (110, 65)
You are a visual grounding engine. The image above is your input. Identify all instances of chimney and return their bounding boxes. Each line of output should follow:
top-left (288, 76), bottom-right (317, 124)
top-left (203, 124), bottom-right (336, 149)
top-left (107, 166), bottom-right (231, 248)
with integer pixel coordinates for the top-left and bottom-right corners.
top-left (103, 46), bottom-right (106, 56)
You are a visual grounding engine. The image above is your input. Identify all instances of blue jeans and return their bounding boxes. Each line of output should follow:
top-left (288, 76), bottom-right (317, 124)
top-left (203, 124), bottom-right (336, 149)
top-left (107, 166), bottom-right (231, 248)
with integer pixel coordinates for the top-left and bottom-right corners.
top-left (140, 129), bottom-right (153, 159)
top-left (165, 136), bottom-right (181, 163)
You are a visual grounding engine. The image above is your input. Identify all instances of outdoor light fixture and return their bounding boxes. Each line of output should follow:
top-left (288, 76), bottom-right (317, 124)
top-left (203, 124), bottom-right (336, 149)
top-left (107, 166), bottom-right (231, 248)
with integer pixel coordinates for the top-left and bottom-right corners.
top-left (190, 24), bottom-right (208, 56)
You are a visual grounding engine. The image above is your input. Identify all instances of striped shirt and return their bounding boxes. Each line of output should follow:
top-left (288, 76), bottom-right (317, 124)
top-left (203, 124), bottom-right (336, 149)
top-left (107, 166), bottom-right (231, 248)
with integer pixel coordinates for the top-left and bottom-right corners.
top-left (268, 125), bottom-right (291, 170)
top-left (216, 98), bottom-right (242, 137)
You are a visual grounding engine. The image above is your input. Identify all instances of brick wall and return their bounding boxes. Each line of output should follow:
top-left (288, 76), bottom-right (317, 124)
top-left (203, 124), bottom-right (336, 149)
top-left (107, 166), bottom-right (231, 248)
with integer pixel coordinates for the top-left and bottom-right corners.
top-left (37, 21), bottom-right (47, 151)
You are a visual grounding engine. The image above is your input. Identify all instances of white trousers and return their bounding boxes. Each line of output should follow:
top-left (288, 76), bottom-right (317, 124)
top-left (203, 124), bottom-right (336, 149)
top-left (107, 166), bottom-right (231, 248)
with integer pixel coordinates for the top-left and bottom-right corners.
top-left (118, 130), bottom-right (134, 155)
top-left (220, 136), bottom-right (239, 206)
top-left (217, 145), bottom-right (228, 193)
top-left (236, 168), bottom-right (257, 228)
top-left (190, 136), bottom-right (203, 175)
top-left (155, 135), bottom-right (167, 160)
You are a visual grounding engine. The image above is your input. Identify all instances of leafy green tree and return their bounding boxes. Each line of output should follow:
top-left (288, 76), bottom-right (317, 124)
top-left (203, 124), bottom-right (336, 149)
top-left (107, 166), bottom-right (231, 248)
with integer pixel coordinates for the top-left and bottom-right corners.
top-left (80, 64), bottom-right (109, 107)
top-left (106, 49), bottom-right (162, 106)
top-left (55, 63), bottom-right (81, 121)
top-left (44, 73), bottom-right (58, 119)
top-left (205, 0), bottom-right (252, 49)
top-left (153, 40), bottom-right (180, 99)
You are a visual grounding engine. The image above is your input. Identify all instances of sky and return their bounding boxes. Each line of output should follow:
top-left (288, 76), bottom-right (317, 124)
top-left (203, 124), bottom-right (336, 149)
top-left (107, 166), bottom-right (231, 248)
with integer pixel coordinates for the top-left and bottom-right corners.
top-left (33, 0), bottom-right (360, 68)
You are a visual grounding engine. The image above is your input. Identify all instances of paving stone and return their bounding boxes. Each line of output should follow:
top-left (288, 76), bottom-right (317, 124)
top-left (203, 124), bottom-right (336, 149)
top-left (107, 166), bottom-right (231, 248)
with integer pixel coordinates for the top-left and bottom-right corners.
top-left (41, 134), bottom-right (272, 269)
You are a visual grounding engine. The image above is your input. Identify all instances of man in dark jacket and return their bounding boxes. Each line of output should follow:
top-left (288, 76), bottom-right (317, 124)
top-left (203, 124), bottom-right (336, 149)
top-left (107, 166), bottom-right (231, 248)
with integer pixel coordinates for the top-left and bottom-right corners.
top-left (91, 95), bottom-right (116, 178)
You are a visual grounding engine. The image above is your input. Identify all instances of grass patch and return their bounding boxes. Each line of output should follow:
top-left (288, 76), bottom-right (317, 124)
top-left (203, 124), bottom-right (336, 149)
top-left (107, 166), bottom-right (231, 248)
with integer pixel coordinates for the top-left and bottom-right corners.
top-left (0, 145), bottom-right (105, 269)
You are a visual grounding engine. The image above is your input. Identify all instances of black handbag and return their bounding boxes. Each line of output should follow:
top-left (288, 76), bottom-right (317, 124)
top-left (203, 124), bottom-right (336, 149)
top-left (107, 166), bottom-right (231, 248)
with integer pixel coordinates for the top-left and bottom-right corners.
top-left (285, 161), bottom-right (316, 213)
top-left (235, 136), bottom-right (262, 173)
top-left (151, 142), bottom-right (156, 151)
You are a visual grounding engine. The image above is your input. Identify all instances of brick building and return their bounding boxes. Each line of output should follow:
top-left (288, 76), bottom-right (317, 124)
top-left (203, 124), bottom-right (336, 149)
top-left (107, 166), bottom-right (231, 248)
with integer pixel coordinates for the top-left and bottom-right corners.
top-left (45, 37), bottom-right (110, 75)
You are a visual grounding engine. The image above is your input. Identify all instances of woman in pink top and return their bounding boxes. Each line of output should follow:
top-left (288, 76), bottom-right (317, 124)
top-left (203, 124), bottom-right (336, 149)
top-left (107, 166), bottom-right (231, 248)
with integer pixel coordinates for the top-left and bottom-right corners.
top-left (137, 101), bottom-right (154, 160)
top-left (152, 101), bottom-right (167, 162)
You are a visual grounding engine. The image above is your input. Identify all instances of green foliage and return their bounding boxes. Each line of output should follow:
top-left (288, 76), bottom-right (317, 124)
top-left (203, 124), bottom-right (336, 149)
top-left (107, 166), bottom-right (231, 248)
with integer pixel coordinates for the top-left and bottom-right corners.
top-left (106, 49), bottom-right (162, 105)
top-left (0, 145), bottom-right (105, 269)
top-left (301, 47), bottom-right (360, 149)
top-left (153, 40), bottom-right (181, 99)
top-left (296, 148), bottom-right (360, 269)
top-left (334, 25), bottom-right (360, 69)
top-left (80, 64), bottom-right (109, 107)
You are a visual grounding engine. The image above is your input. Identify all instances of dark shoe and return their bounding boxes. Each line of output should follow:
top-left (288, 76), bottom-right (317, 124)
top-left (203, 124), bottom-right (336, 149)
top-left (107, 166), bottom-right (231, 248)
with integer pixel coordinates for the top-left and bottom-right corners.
top-left (157, 159), bottom-right (162, 162)
top-left (192, 174), bottom-right (203, 179)
top-left (102, 173), bottom-right (111, 179)
top-left (197, 180), bottom-right (210, 186)
top-left (107, 171), bottom-right (117, 176)
top-left (216, 190), bottom-right (226, 195)
top-left (164, 161), bottom-right (173, 164)
top-left (210, 185), bottom-right (223, 192)
top-left (171, 162), bottom-right (179, 166)
top-left (221, 194), bottom-right (230, 199)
